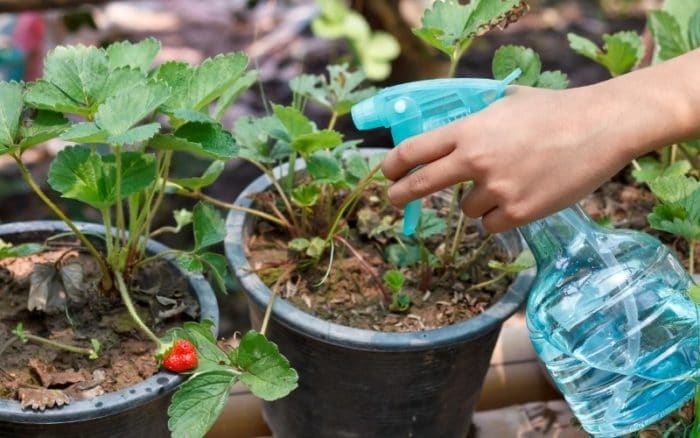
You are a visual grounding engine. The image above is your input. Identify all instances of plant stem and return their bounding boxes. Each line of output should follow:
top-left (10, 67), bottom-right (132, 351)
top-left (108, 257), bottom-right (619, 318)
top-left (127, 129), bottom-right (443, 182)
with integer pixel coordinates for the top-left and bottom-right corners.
top-left (448, 56), bottom-right (459, 78)
top-left (334, 235), bottom-right (392, 302)
top-left (133, 249), bottom-right (181, 269)
top-left (244, 158), bottom-right (298, 230)
top-left (140, 151), bottom-right (173, 251)
top-left (115, 271), bottom-right (162, 346)
top-left (286, 151), bottom-right (297, 193)
top-left (679, 144), bottom-right (700, 169)
top-left (177, 190), bottom-right (290, 228)
top-left (467, 272), bottom-right (508, 292)
top-left (114, 145), bottom-right (125, 246)
top-left (11, 154), bottom-right (112, 290)
top-left (325, 163), bottom-right (382, 241)
top-left (461, 234), bottom-right (493, 269)
top-left (260, 267), bottom-right (293, 336)
top-left (19, 332), bottom-right (96, 358)
top-left (449, 212), bottom-right (466, 259)
top-left (670, 144), bottom-right (678, 164)
top-left (692, 386), bottom-right (700, 438)
top-left (149, 226), bottom-right (179, 238)
top-left (690, 239), bottom-right (696, 276)
top-left (327, 111), bottom-right (338, 130)
top-left (101, 207), bottom-right (114, 267)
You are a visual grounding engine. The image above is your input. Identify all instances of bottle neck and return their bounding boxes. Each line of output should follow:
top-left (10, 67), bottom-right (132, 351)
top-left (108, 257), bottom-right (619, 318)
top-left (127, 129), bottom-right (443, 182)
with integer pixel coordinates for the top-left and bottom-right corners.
top-left (517, 205), bottom-right (595, 266)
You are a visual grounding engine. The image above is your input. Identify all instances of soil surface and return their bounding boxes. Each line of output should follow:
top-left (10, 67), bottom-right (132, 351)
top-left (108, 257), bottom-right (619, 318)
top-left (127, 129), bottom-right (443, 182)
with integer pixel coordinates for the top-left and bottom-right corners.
top-left (0, 240), bottom-right (198, 410)
top-left (247, 182), bottom-right (516, 332)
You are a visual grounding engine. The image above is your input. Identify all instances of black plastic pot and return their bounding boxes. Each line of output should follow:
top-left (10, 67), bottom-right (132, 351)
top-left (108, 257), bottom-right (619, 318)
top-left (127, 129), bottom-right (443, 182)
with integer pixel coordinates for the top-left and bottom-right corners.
top-left (0, 221), bottom-right (219, 438)
top-left (224, 152), bottom-right (535, 438)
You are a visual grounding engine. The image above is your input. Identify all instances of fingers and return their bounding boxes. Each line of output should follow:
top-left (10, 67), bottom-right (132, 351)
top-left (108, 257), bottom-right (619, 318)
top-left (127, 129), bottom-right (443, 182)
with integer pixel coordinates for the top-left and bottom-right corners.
top-left (386, 155), bottom-right (468, 208)
top-left (481, 207), bottom-right (527, 234)
top-left (381, 123), bottom-right (458, 181)
top-left (460, 185), bottom-right (498, 219)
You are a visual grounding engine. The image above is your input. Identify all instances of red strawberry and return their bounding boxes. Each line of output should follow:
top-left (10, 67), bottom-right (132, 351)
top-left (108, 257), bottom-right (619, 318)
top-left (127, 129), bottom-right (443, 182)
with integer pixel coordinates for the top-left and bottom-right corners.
top-left (162, 339), bottom-right (198, 373)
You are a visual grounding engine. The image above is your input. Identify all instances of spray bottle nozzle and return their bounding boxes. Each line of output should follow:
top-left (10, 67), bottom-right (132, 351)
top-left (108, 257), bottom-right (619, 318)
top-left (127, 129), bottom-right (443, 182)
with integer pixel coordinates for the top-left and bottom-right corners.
top-left (351, 69), bottom-right (521, 236)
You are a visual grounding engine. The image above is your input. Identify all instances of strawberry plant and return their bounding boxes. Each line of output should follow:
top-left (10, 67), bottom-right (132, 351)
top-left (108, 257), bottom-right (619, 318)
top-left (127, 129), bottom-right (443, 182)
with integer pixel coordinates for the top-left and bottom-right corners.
top-left (0, 38), bottom-right (297, 437)
top-left (312, 0), bottom-right (400, 80)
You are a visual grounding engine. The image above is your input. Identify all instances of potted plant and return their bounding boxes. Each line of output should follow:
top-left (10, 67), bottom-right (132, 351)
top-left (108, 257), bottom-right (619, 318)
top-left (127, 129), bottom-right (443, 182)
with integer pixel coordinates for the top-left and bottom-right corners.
top-left (221, 1), bottom-right (572, 436)
top-left (0, 38), bottom-right (297, 437)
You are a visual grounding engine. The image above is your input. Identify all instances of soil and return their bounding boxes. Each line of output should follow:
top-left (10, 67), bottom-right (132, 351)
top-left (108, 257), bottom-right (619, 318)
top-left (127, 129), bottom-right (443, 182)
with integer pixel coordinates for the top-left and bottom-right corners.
top-left (0, 239), bottom-right (198, 410)
top-left (247, 182), bottom-right (516, 332)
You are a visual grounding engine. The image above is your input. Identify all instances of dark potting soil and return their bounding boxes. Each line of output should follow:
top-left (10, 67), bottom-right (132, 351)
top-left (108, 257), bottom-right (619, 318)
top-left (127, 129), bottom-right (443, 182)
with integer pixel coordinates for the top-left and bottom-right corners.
top-left (246, 183), bottom-right (516, 332)
top-left (0, 242), bottom-right (198, 410)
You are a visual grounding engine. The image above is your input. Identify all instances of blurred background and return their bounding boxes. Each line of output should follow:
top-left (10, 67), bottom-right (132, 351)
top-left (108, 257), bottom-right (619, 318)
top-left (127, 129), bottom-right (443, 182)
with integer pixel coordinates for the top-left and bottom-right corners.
top-left (0, 0), bottom-right (659, 337)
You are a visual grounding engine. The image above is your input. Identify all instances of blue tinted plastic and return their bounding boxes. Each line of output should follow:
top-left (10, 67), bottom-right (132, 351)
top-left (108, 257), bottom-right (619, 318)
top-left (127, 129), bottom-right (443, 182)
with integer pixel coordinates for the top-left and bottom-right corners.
top-left (351, 74), bottom-right (700, 436)
top-left (521, 206), bottom-right (697, 436)
top-left (351, 69), bottom-right (521, 235)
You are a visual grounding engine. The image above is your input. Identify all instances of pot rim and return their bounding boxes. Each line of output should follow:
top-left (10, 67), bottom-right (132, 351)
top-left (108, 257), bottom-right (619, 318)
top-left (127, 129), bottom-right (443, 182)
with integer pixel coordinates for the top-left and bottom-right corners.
top-left (225, 149), bottom-right (534, 352)
top-left (0, 221), bottom-right (219, 424)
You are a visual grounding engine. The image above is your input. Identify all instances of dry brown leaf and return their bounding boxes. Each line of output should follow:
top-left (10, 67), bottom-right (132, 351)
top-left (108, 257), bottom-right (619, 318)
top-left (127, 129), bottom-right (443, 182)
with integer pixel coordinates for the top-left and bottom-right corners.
top-left (29, 358), bottom-right (85, 387)
top-left (18, 387), bottom-right (70, 411)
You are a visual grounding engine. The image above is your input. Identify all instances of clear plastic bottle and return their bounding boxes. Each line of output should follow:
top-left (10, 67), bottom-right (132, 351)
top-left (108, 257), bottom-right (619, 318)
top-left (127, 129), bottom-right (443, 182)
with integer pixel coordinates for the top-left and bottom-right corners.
top-left (523, 205), bottom-right (699, 437)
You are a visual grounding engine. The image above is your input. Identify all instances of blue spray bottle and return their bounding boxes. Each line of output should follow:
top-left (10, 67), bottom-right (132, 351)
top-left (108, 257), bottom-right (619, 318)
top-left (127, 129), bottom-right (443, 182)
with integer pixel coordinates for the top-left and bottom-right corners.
top-left (351, 72), bottom-right (699, 437)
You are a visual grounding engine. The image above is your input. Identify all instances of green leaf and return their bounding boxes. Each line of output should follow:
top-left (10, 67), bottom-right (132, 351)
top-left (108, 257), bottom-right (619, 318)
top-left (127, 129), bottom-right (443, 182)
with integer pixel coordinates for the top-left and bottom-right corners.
top-left (233, 115), bottom-right (281, 163)
top-left (48, 146), bottom-right (156, 209)
top-left (416, 209), bottom-right (446, 240)
top-left (567, 33), bottom-right (599, 60)
top-left (43, 45), bottom-right (109, 110)
top-left (488, 250), bottom-right (535, 273)
top-left (106, 123), bottom-right (161, 145)
top-left (689, 10), bottom-right (700, 49)
top-left (60, 122), bottom-right (108, 143)
top-left (97, 67), bottom-right (149, 104)
top-left (536, 70), bottom-right (569, 89)
top-left (688, 284), bottom-right (700, 304)
top-left (213, 70), bottom-right (259, 121)
top-left (307, 150), bottom-right (343, 184)
top-left (648, 209), bottom-right (700, 241)
top-left (288, 238), bottom-right (310, 252)
top-left (413, 0), bottom-right (526, 58)
top-left (664, 0), bottom-right (699, 39)
top-left (155, 53), bottom-right (249, 112)
top-left (390, 293), bottom-right (411, 312)
top-left (176, 253), bottom-right (204, 273)
top-left (569, 32), bottom-right (643, 76)
top-left (291, 185), bottom-right (320, 207)
top-left (648, 10), bottom-right (688, 61)
top-left (650, 175), bottom-right (699, 203)
top-left (193, 202), bottom-right (226, 250)
top-left (385, 243), bottom-right (421, 268)
top-left (382, 269), bottom-right (405, 294)
top-left (102, 151), bottom-right (157, 198)
top-left (0, 240), bottom-right (43, 260)
top-left (306, 237), bottom-right (326, 259)
top-left (272, 105), bottom-right (314, 139)
top-left (18, 110), bottom-right (69, 150)
top-left (200, 252), bottom-right (232, 294)
top-left (289, 65), bottom-right (375, 115)
top-left (0, 82), bottom-right (23, 147)
top-left (234, 330), bottom-right (298, 401)
top-left (151, 122), bottom-right (238, 160)
top-left (344, 150), bottom-right (370, 182)
top-left (599, 32), bottom-right (644, 76)
top-left (492, 45), bottom-right (541, 86)
top-left (171, 161), bottom-right (225, 191)
top-left (173, 109), bottom-right (216, 124)
top-left (168, 371), bottom-right (237, 438)
top-left (632, 157), bottom-right (690, 183)
top-left (25, 80), bottom-right (86, 115)
top-left (94, 80), bottom-right (169, 140)
top-left (47, 146), bottom-right (110, 209)
top-left (291, 130), bottom-right (343, 156)
top-left (106, 38), bottom-right (160, 71)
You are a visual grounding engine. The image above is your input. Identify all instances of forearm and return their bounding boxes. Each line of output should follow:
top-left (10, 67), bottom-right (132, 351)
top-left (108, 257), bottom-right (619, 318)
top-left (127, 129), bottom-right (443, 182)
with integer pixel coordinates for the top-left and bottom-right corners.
top-left (592, 48), bottom-right (700, 162)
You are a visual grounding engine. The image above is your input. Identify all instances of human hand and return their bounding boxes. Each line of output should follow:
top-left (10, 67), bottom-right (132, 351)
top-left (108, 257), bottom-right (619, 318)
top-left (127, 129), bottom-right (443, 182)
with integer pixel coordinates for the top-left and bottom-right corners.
top-left (381, 85), bottom-right (637, 233)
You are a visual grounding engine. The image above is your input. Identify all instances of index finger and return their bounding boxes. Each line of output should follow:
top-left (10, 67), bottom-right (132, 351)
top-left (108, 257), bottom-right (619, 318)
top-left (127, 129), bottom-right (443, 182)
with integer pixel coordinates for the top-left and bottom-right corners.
top-left (381, 122), bottom-right (458, 181)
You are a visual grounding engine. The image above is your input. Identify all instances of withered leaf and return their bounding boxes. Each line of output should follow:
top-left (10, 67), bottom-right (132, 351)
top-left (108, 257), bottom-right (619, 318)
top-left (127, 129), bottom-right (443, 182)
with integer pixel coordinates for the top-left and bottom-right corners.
top-left (28, 263), bottom-right (65, 313)
top-left (18, 387), bottom-right (71, 411)
top-left (60, 262), bottom-right (85, 304)
top-left (29, 358), bottom-right (85, 387)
